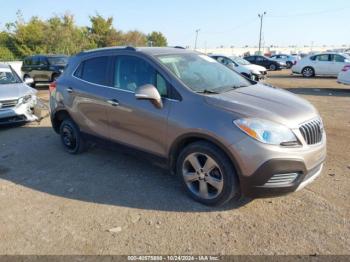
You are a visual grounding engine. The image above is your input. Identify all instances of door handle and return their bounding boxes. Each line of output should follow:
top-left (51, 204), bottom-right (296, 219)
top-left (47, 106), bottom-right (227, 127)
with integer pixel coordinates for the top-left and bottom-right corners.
top-left (66, 87), bottom-right (73, 93)
top-left (107, 99), bottom-right (119, 106)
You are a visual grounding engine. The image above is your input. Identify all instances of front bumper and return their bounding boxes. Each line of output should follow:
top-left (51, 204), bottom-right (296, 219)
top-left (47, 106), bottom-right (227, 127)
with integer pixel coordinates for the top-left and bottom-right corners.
top-left (229, 132), bottom-right (326, 198)
top-left (239, 159), bottom-right (324, 198)
top-left (0, 98), bottom-right (38, 125)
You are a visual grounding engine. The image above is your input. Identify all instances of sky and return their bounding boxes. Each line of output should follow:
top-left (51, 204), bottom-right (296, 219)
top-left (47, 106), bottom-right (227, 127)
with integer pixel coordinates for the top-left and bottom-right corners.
top-left (0, 0), bottom-right (349, 48)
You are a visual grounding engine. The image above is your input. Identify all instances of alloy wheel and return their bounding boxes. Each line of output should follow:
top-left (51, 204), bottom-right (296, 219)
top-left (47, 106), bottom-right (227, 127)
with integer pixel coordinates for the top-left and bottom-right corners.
top-left (182, 153), bottom-right (224, 200)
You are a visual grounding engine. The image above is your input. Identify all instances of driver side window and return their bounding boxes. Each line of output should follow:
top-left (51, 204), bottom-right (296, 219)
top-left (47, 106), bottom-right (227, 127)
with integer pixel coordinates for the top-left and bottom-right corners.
top-left (114, 56), bottom-right (168, 97)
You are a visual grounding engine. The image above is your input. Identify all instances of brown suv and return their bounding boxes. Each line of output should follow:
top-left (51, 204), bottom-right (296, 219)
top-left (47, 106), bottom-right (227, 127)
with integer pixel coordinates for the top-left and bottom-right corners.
top-left (49, 47), bottom-right (326, 206)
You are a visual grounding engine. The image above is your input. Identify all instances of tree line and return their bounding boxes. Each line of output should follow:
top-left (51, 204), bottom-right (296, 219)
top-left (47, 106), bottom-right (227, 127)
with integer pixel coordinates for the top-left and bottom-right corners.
top-left (0, 11), bottom-right (168, 60)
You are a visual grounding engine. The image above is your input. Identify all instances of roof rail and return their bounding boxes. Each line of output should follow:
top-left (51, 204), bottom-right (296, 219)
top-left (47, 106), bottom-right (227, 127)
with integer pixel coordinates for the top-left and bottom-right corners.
top-left (77, 46), bottom-right (137, 56)
top-left (125, 46), bottom-right (137, 51)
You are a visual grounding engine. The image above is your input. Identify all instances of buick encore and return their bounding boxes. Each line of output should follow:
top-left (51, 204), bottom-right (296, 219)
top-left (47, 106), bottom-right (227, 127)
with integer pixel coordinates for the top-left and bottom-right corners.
top-left (49, 47), bottom-right (326, 206)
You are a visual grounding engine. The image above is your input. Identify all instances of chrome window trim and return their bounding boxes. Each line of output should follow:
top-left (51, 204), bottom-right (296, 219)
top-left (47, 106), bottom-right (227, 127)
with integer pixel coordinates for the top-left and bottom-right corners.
top-left (71, 67), bottom-right (180, 102)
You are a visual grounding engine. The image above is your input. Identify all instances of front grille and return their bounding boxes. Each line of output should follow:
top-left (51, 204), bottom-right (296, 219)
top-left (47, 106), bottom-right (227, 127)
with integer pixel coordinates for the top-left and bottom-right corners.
top-left (299, 119), bottom-right (323, 145)
top-left (260, 71), bottom-right (267, 75)
top-left (0, 99), bottom-right (18, 109)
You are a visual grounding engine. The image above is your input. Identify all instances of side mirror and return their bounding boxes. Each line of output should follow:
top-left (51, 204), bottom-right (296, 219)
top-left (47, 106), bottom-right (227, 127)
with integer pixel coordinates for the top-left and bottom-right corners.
top-left (135, 84), bottom-right (163, 109)
top-left (24, 77), bottom-right (34, 85)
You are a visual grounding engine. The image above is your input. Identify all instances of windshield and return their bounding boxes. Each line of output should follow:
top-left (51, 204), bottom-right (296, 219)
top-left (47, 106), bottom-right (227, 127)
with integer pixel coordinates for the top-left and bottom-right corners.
top-left (0, 67), bottom-right (22, 85)
top-left (230, 56), bottom-right (251, 65)
top-left (157, 53), bottom-right (252, 93)
top-left (48, 56), bottom-right (68, 66)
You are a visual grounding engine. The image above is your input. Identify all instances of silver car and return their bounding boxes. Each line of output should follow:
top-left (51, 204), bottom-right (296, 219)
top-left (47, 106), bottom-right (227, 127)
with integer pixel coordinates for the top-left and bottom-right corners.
top-left (0, 64), bottom-right (38, 125)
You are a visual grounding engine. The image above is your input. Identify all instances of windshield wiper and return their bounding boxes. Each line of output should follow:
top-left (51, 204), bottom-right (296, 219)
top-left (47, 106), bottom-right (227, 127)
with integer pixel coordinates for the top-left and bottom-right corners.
top-left (196, 89), bottom-right (219, 94)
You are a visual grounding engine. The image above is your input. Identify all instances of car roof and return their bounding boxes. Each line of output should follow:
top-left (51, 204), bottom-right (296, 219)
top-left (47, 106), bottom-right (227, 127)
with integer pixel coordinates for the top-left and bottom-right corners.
top-left (25, 54), bottom-right (69, 59)
top-left (77, 46), bottom-right (194, 57)
top-left (0, 63), bottom-right (10, 69)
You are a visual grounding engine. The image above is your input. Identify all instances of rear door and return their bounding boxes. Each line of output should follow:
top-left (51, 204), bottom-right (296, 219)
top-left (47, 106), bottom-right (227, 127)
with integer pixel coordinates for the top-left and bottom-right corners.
top-left (313, 54), bottom-right (331, 75)
top-left (38, 56), bottom-right (52, 81)
top-left (256, 56), bottom-right (268, 67)
top-left (104, 54), bottom-right (171, 156)
top-left (329, 54), bottom-right (347, 75)
top-left (245, 56), bottom-right (256, 65)
top-left (68, 56), bottom-right (113, 139)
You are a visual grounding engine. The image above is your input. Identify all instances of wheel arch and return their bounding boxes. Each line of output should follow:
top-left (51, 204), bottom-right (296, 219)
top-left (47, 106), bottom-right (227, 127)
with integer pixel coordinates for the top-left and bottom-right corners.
top-left (168, 133), bottom-right (242, 180)
top-left (51, 109), bottom-right (72, 133)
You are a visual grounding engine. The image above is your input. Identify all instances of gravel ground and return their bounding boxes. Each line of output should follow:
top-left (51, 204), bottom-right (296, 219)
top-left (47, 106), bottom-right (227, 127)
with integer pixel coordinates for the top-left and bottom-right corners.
top-left (0, 70), bottom-right (349, 255)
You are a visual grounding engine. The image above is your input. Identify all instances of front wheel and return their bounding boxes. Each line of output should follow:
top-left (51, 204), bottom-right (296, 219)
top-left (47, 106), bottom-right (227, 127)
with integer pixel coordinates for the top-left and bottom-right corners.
top-left (59, 119), bottom-right (86, 154)
top-left (177, 141), bottom-right (240, 206)
top-left (286, 61), bottom-right (293, 69)
top-left (302, 67), bottom-right (315, 78)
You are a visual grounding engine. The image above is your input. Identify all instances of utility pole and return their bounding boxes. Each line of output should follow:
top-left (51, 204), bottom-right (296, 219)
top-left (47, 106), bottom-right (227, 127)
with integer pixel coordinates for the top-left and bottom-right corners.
top-left (258, 12), bottom-right (266, 54)
top-left (194, 29), bottom-right (200, 50)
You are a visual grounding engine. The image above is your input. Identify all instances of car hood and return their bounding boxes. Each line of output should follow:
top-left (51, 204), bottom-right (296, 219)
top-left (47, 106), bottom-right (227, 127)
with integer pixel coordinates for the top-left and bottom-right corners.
top-left (0, 83), bottom-right (37, 100)
top-left (205, 84), bottom-right (318, 128)
top-left (243, 64), bottom-right (267, 72)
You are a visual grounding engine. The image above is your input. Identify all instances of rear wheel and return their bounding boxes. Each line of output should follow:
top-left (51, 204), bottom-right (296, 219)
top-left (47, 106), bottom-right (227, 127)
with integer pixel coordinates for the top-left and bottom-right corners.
top-left (302, 67), bottom-right (315, 78)
top-left (269, 64), bottom-right (276, 71)
top-left (59, 119), bottom-right (86, 154)
top-left (177, 141), bottom-right (240, 206)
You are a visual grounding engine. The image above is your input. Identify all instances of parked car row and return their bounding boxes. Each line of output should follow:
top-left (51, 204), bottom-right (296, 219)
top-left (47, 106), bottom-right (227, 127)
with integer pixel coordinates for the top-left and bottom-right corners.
top-left (209, 55), bottom-right (267, 81)
top-left (270, 54), bottom-right (300, 69)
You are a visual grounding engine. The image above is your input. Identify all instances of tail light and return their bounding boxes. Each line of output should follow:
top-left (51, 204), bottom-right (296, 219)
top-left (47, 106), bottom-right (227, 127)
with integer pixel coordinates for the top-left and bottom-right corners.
top-left (49, 82), bottom-right (57, 93)
top-left (293, 61), bottom-right (297, 65)
top-left (342, 65), bottom-right (350, 72)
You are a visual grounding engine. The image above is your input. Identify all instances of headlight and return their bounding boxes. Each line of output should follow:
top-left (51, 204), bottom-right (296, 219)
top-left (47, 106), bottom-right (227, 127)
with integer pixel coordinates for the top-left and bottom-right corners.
top-left (18, 94), bottom-right (32, 104)
top-left (234, 118), bottom-right (299, 145)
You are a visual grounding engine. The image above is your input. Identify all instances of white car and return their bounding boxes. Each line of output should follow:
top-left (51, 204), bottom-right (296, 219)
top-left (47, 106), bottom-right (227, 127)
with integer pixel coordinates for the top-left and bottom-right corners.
top-left (337, 65), bottom-right (350, 85)
top-left (270, 54), bottom-right (300, 69)
top-left (292, 52), bottom-right (350, 77)
top-left (210, 55), bottom-right (267, 81)
top-left (0, 64), bottom-right (38, 125)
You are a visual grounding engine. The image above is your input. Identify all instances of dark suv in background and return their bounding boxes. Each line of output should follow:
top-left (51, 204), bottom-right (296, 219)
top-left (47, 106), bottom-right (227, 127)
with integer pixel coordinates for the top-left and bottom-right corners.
top-left (22, 55), bottom-right (69, 86)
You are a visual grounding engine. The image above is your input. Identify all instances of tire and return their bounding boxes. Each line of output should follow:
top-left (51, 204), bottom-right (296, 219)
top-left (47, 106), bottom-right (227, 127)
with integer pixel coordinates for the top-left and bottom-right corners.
top-left (269, 64), bottom-right (276, 71)
top-left (286, 61), bottom-right (293, 69)
top-left (176, 141), bottom-right (240, 206)
top-left (59, 118), bottom-right (86, 154)
top-left (302, 67), bottom-right (315, 78)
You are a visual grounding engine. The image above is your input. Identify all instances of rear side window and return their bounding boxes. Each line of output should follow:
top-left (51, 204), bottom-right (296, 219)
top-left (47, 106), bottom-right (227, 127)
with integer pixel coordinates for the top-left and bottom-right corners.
top-left (332, 55), bottom-right (345, 62)
top-left (316, 54), bottom-right (330, 62)
top-left (32, 57), bottom-right (40, 65)
top-left (24, 58), bottom-right (32, 66)
top-left (75, 56), bottom-right (109, 86)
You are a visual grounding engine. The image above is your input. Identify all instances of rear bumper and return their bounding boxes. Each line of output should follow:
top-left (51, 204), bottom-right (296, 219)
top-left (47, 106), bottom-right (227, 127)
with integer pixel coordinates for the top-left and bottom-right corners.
top-left (240, 159), bottom-right (324, 198)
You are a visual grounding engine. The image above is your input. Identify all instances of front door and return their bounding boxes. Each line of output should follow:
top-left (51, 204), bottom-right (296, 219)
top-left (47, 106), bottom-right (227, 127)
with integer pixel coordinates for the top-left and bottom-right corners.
top-left (105, 55), bottom-right (171, 156)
